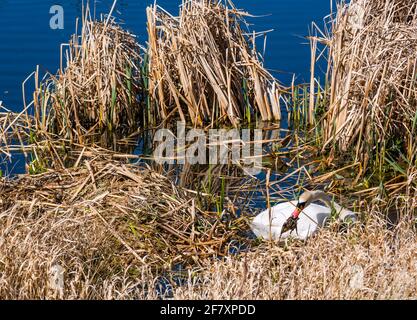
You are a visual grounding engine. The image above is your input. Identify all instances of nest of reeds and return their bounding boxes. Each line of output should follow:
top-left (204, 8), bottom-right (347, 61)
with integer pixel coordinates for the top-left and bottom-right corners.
top-left (35, 13), bottom-right (144, 146)
top-left (317, 0), bottom-right (417, 167)
top-left (174, 210), bottom-right (417, 299)
top-left (0, 159), bottom-right (249, 281)
top-left (146, 0), bottom-right (284, 127)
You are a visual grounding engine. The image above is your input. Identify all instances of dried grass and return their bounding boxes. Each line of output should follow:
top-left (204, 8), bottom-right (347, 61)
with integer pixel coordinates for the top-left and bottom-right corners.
top-left (0, 158), bottom-right (250, 299)
top-left (174, 216), bottom-right (417, 299)
top-left (1, 181), bottom-right (415, 299)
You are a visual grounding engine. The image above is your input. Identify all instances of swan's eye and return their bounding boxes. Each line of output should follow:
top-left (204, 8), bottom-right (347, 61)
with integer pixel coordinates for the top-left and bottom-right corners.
top-left (296, 202), bottom-right (306, 210)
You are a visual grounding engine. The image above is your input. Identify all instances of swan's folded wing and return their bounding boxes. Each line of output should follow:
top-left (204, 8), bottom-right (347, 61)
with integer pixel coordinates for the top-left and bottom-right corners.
top-left (250, 204), bottom-right (300, 240)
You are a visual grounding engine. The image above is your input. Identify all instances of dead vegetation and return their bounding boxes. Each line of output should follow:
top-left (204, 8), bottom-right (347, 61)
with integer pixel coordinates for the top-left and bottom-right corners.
top-left (32, 8), bottom-right (144, 147)
top-left (14, 0), bottom-right (287, 151)
top-left (0, 0), bottom-right (416, 300)
top-left (146, 0), bottom-right (285, 127)
top-left (310, 0), bottom-right (417, 171)
top-left (1, 182), bottom-right (415, 299)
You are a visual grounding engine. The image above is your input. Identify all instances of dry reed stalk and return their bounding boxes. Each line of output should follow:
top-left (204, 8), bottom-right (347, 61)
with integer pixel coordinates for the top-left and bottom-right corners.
top-left (146, 0), bottom-right (285, 127)
top-left (33, 6), bottom-right (144, 147)
top-left (3, 211), bottom-right (417, 299)
top-left (312, 0), bottom-right (417, 170)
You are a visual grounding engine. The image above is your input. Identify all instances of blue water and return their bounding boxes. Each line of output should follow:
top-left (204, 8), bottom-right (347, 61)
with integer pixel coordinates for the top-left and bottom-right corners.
top-left (0, 0), bottom-right (332, 111)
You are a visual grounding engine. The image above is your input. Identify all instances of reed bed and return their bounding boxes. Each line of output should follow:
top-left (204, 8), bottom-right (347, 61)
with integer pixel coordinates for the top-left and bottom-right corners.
top-left (146, 0), bottom-right (285, 127)
top-left (33, 9), bottom-right (144, 146)
top-left (310, 0), bottom-right (417, 172)
top-left (1, 183), bottom-right (415, 299)
top-left (1, 111), bottom-right (416, 299)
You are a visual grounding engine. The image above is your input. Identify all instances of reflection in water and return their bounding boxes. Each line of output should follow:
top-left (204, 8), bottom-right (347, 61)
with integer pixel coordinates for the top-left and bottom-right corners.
top-left (134, 122), bottom-right (313, 216)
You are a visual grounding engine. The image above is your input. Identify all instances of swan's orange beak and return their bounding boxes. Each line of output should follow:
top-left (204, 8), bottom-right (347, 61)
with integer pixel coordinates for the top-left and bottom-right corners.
top-left (291, 202), bottom-right (306, 218)
top-left (291, 208), bottom-right (301, 219)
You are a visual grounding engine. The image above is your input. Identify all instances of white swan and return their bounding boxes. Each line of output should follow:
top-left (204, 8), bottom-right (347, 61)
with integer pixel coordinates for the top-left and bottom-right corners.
top-left (251, 190), bottom-right (357, 241)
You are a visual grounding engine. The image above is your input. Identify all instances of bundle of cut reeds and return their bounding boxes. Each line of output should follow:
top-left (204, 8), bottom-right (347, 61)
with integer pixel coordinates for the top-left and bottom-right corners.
top-left (146, 0), bottom-right (284, 127)
top-left (34, 8), bottom-right (144, 146)
top-left (313, 0), bottom-right (417, 169)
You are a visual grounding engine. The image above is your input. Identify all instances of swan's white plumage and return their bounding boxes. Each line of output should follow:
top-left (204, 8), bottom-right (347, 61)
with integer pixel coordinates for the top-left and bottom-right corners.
top-left (251, 201), bottom-right (331, 241)
top-left (250, 190), bottom-right (358, 241)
